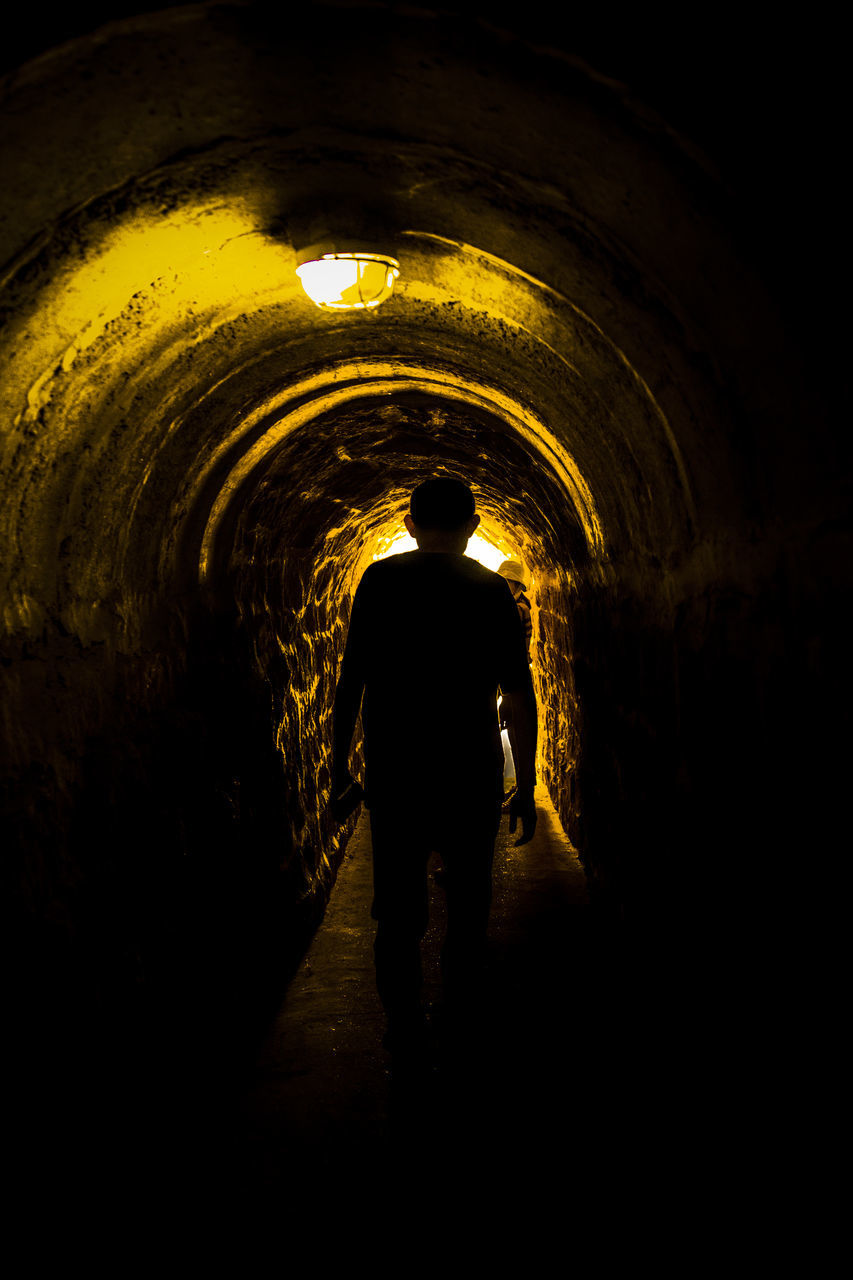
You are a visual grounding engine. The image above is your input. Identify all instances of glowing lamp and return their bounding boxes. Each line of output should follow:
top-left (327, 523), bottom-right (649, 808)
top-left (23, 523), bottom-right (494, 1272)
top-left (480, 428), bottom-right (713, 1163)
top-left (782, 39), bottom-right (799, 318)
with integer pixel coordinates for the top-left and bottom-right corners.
top-left (295, 252), bottom-right (400, 309)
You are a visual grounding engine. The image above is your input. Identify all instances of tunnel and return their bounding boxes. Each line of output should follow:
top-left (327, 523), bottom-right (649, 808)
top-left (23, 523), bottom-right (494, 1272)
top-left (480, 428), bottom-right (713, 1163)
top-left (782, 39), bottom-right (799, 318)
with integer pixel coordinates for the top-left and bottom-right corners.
top-left (1, 1), bottom-right (848, 1194)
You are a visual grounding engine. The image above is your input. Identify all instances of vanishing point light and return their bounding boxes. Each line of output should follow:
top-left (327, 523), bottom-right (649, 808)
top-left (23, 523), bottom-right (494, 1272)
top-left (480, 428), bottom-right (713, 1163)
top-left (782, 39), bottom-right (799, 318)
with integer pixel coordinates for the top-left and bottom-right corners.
top-left (295, 252), bottom-right (400, 309)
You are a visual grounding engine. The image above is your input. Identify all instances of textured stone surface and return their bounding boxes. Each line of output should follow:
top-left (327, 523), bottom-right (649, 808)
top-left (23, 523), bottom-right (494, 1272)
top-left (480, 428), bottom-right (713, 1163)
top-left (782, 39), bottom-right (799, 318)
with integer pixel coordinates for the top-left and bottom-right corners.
top-left (0, 3), bottom-right (848, 1074)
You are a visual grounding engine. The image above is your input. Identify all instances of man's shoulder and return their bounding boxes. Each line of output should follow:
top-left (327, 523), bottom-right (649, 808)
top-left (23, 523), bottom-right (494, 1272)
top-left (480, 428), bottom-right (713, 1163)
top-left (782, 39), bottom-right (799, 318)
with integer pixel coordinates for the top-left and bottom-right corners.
top-left (359, 551), bottom-right (417, 583)
top-left (460, 556), bottom-right (503, 584)
top-left (355, 553), bottom-right (417, 598)
top-left (359, 553), bottom-right (514, 613)
top-left (362, 552), bottom-right (503, 582)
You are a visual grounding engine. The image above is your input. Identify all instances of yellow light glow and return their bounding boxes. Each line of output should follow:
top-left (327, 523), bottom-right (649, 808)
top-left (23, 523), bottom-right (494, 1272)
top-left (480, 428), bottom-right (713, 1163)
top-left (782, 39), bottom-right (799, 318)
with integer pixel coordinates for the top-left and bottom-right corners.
top-left (372, 527), bottom-right (510, 573)
top-left (467, 533), bottom-right (511, 572)
top-left (295, 253), bottom-right (400, 309)
top-left (4, 198), bottom-right (297, 426)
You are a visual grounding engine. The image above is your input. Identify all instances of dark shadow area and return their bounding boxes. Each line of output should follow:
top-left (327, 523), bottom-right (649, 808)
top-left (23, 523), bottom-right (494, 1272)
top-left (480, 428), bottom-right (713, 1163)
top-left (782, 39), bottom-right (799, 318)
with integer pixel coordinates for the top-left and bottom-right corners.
top-left (5, 603), bottom-right (343, 1210)
top-left (220, 798), bottom-right (717, 1214)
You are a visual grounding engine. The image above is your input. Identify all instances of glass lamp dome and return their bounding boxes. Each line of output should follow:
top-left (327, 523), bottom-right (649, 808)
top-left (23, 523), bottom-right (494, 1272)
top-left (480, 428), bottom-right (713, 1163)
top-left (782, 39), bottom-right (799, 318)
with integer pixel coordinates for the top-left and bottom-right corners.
top-left (295, 252), bottom-right (400, 309)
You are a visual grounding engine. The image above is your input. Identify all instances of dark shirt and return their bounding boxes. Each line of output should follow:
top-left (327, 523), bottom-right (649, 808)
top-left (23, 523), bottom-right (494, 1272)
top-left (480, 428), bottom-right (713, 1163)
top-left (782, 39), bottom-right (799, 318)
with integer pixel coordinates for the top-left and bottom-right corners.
top-left (337, 551), bottom-right (532, 804)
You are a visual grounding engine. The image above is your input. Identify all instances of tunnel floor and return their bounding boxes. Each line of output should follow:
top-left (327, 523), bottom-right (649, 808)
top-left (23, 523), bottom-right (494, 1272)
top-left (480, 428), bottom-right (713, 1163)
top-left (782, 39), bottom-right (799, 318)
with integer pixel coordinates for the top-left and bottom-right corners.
top-left (213, 783), bottom-right (659, 1203)
top-left (13, 783), bottom-right (731, 1232)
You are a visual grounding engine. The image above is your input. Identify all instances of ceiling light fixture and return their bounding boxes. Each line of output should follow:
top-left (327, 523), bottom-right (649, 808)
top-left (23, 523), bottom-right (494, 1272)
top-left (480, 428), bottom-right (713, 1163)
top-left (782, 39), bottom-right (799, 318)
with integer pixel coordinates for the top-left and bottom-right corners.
top-left (295, 252), bottom-right (400, 309)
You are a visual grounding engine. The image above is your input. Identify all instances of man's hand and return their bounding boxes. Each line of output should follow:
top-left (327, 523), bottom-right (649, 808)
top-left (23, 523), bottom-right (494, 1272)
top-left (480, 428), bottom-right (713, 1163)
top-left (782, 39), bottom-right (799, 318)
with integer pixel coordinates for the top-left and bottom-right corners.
top-left (331, 761), bottom-right (354, 796)
top-left (508, 786), bottom-right (537, 846)
top-left (330, 768), bottom-right (363, 824)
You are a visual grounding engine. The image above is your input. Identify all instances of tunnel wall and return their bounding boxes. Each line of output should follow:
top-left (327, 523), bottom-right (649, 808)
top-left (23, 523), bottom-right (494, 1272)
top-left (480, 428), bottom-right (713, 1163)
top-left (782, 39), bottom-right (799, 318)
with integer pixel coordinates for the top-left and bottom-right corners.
top-left (532, 574), bottom-right (579, 840)
top-left (1, 1), bottom-right (848, 1063)
top-left (1, 594), bottom-right (361, 1057)
top-left (551, 523), bottom-right (842, 954)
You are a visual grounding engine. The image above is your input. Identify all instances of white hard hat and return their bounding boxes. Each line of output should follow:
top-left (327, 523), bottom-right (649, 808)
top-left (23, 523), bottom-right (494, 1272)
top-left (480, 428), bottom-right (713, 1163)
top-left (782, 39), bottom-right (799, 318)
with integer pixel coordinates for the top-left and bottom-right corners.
top-left (497, 559), bottom-right (526, 589)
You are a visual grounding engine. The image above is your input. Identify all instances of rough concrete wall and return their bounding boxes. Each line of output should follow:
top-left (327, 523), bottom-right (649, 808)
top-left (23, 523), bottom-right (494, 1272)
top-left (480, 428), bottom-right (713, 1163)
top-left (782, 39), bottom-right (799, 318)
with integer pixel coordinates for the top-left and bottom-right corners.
top-left (228, 512), bottom-right (364, 912)
top-left (533, 576), bottom-right (580, 851)
top-left (2, 622), bottom-right (185, 1040)
top-left (0, 597), bottom-right (336, 1053)
top-left (553, 524), bottom-right (839, 946)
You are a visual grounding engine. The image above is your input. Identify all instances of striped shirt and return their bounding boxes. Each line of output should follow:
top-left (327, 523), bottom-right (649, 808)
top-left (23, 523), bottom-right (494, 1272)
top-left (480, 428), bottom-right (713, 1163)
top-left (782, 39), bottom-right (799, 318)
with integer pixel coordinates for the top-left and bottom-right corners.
top-left (516, 591), bottom-right (533, 659)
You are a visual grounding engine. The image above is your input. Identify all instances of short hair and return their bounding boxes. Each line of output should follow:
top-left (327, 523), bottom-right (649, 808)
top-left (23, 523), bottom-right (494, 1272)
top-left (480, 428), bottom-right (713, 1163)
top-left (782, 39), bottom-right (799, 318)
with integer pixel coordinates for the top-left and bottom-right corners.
top-left (410, 476), bottom-right (476, 531)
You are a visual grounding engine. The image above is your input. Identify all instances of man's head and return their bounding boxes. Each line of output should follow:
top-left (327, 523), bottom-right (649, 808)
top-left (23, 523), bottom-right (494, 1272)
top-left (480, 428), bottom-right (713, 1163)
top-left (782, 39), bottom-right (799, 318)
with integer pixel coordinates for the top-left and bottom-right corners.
top-left (404, 476), bottom-right (480, 551)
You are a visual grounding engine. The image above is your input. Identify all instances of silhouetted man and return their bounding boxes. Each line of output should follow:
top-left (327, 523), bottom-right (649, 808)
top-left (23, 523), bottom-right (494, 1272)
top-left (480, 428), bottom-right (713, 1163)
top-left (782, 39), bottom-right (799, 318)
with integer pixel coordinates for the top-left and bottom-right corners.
top-left (331, 476), bottom-right (538, 1056)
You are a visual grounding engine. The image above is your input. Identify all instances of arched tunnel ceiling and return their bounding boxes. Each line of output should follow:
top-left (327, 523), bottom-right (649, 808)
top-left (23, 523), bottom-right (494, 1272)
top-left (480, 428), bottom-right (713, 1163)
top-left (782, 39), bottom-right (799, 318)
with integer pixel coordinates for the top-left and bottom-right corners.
top-left (214, 389), bottom-right (594, 598)
top-left (0, 1), bottom-right (844, 643)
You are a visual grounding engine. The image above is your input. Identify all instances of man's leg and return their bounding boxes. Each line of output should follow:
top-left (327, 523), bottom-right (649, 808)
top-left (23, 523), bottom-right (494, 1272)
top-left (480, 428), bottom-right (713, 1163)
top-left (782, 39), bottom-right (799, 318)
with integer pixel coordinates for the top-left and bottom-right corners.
top-left (438, 784), bottom-right (502, 1009)
top-left (368, 806), bottom-right (431, 1047)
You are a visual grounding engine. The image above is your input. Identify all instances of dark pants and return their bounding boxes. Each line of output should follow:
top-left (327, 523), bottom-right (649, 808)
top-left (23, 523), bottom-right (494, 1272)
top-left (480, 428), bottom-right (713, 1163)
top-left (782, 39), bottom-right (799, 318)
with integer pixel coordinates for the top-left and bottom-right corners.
top-left (368, 781), bottom-right (502, 1019)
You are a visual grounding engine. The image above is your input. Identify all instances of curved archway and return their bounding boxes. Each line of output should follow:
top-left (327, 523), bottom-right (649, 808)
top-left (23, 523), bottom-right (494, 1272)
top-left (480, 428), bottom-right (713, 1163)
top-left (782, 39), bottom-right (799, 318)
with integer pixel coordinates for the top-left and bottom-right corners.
top-left (1, 2), bottom-right (846, 1085)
